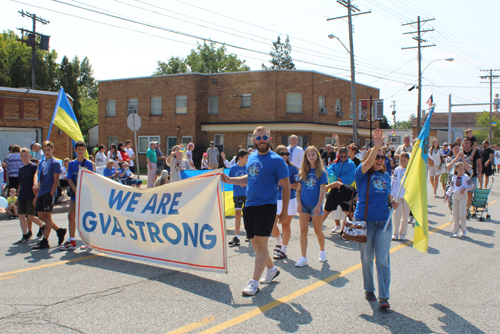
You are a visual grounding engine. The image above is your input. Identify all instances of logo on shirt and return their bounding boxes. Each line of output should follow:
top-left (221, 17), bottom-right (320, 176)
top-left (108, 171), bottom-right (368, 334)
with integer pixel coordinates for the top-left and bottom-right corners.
top-left (248, 165), bottom-right (259, 177)
top-left (305, 177), bottom-right (317, 188)
top-left (371, 175), bottom-right (388, 192)
top-left (41, 160), bottom-right (52, 176)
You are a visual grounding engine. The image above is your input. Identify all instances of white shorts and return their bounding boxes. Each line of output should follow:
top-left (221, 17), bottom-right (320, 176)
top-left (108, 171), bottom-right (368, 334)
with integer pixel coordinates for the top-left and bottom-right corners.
top-left (428, 166), bottom-right (441, 177)
top-left (329, 205), bottom-right (346, 220)
top-left (277, 198), bottom-right (298, 216)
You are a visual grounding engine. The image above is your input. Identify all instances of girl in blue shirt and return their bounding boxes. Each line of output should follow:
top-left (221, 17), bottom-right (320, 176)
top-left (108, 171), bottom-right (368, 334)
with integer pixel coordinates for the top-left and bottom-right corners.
top-left (295, 146), bottom-right (328, 267)
top-left (271, 145), bottom-right (299, 259)
top-left (227, 150), bottom-right (250, 247)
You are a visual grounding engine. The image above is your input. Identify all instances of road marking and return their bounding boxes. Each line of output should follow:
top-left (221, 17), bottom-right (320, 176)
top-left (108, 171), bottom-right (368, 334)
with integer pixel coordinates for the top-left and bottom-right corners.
top-left (165, 316), bottom-right (216, 334)
top-left (198, 205), bottom-right (498, 334)
top-left (0, 275), bottom-right (15, 281)
top-left (0, 254), bottom-right (104, 278)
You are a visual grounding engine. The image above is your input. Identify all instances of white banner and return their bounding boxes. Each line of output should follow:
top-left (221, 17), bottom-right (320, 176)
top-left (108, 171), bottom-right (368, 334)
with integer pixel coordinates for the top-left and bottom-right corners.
top-left (76, 169), bottom-right (227, 273)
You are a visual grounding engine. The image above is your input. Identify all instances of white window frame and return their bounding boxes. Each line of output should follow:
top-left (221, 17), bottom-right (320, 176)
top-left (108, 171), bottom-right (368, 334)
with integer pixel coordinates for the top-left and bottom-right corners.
top-left (128, 98), bottom-right (138, 112)
top-left (108, 136), bottom-right (118, 149)
top-left (390, 136), bottom-right (401, 144)
top-left (167, 136), bottom-right (177, 155)
top-left (325, 137), bottom-right (336, 146)
top-left (209, 96), bottom-right (218, 115)
top-left (181, 136), bottom-right (192, 147)
top-left (287, 93), bottom-right (302, 113)
top-left (319, 95), bottom-right (326, 108)
top-left (335, 98), bottom-right (342, 112)
top-left (151, 97), bottom-right (162, 116)
top-left (214, 134), bottom-right (224, 152)
top-left (106, 100), bottom-right (116, 117)
top-left (176, 95), bottom-right (187, 114)
top-left (247, 133), bottom-right (253, 149)
top-left (241, 94), bottom-right (251, 108)
top-left (138, 135), bottom-right (160, 154)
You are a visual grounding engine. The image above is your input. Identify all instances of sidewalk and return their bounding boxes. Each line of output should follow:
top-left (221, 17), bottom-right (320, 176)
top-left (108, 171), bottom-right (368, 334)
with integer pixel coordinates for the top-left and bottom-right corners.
top-left (0, 201), bottom-right (70, 221)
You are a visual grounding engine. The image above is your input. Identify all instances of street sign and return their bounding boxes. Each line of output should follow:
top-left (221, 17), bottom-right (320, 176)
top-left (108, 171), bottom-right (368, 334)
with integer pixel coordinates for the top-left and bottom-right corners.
top-left (339, 120), bottom-right (353, 126)
top-left (127, 113), bottom-right (141, 131)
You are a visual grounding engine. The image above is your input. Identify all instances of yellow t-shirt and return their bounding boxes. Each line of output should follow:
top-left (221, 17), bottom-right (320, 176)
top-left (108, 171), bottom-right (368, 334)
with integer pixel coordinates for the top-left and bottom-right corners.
top-left (7, 196), bottom-right (17, 205)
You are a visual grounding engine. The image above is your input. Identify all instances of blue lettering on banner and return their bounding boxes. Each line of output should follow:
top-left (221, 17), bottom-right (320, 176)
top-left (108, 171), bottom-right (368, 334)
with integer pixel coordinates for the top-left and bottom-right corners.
top-left (200, 224), bottom-right (216, 249)
top-left (111, 217), bottom-right (125, 237)
top-left (169, 192), bottom-right (182, 215)
top-left (83, 211), bottom-right (97, 232)
top-left (134, 221), bottom-right (147, 242)
top-left (147, 222), bottom-right (164, 243)
top-left (183, 223), bottom-right (198, 247)
top-left (108, 189), bottom-right (131, 210)
top-left (99, 213), bottom-right (112, 234)
top-left (126, 193), bottom-right (142, 212)
top-left (162, 223), bottom-right (181, 245)
top-left (156, 193), bottom-right (171, 214)
top-left (126, 219), bottom-right (137, 240)
top-left (141, 194), bottom-right (158, 214)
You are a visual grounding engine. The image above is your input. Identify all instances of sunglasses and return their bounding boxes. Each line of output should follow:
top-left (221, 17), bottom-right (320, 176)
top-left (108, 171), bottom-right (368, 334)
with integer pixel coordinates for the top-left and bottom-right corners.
top-left (339, 155), bottom-right (348, 159)
top-left (375, 155), bottom-right (385, 160)
top-left (254, 135), bottom-right (270, 141)
top-left (278, 152), bottom-right (290, 156)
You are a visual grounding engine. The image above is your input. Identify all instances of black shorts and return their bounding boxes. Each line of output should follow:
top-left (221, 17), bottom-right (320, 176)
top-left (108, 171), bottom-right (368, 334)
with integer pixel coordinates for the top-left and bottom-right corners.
top-left (482, 165), bottom-right (493, 176)
top-left (242, 204), bottom-right (277, 239)
top-left (233, 196), bottom-right (247, 209)
top-left (324, 185), bottom-right (358, 213)
top-left (18, 199), bottom-right (36, 216)
top-left (36, 193), bottom-right (54, 213)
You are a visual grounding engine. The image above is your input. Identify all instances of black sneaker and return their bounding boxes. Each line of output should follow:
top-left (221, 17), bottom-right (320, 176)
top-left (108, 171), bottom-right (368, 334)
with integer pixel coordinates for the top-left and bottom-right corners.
top-left (379, 298), bottom-right (390, 309)
top-left (245, 237), bottom-right (250, 242)
top-left (26, 231), bottom-right (33, 240)
top-left (56, 228), bottom-right (67, 246)
top-left (365, 291), bottom-right (376, 301)
top-left (37, 226), bottom-right (45, 238)
top-left (228, 236), bottom-right (240, 247)
top-left (13, 236), bottom-right (30, 245)
top-left (32, 239), bottom-right (50, 249)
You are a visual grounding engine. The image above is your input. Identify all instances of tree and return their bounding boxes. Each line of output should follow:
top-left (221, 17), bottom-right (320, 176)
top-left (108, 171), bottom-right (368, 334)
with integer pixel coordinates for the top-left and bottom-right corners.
top-left (393, 114), bottom-right (414, 129)
top-left (153, 42), bottom-right (250, 75)
top-left (262, 35), bottom-right (296, 70)
top-left (58, 56), bottom-right (81, 123)
top-left (475, 111), bottom-right (500, 145)
top-left (79, 56), bottom-right (98, 99)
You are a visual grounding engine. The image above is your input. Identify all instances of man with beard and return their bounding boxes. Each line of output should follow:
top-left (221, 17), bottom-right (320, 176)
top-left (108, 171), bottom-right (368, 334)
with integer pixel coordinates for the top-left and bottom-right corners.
top-left (461, 137), bottom-right (481, 210)
top-left (222, 126), bottom-right (290, 296)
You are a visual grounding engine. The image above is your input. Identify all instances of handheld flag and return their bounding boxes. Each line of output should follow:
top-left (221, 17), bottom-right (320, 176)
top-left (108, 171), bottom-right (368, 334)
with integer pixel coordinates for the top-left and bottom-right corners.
top-left (403, 106), bottom-right (434, 252)
top-left (48, 87), bottom-right (88, 158)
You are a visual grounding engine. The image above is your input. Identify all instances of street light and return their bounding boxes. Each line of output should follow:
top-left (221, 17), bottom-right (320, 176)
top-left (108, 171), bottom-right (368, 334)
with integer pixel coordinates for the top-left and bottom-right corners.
top-left (422, 58), bottom-right (454, 74)
top-left (329, 33), bottom-right (357, 144)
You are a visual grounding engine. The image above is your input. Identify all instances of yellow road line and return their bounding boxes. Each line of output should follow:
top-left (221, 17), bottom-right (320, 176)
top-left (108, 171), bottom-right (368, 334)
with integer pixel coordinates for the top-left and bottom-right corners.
top-left (166, 316), bottom-right (216, 334)
top-left (0, 275), bottom-right (15, 281)
top-left (0, 254), bottom-right (104, 278)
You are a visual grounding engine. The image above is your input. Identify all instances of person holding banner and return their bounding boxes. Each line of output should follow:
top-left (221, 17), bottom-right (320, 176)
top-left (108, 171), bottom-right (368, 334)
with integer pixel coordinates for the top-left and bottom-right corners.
top-left (222, 126), bottom-right (290, 296)
top-left (356, 129), bottom-right (398, 309)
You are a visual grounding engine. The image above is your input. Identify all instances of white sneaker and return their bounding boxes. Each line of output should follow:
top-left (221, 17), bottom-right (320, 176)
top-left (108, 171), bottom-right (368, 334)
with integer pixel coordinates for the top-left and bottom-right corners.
top-left (392, 235), bottom-right (399, 241)
top-left (259, 268), bottom-right (280, 284)
top-left (242, 279), bottom-right (260, 296)
top-left (400, 235), bottom-right (407, 241)
top-left (295, 257), bottom-right (309, 267)
top-left (460, 230), bottom-right (467, 238)
top-left (331, 225), bottom-right (341, 233)
top-left (319, 251), bottom-right (327, 262)
top-left (452, 233), bottom-right (459, 238)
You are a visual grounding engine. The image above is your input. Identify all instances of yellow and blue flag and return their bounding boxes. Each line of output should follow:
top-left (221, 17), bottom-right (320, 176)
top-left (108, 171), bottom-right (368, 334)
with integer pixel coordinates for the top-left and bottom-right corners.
top-left (48, 87), bottom-right (88, 158)
top-left (403, 106), bottom-right (434, 253)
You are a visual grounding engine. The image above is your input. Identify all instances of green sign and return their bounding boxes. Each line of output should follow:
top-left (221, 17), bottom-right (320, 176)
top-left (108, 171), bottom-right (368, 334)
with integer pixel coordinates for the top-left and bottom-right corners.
top-left (339, 120), bottom-right (353, 126)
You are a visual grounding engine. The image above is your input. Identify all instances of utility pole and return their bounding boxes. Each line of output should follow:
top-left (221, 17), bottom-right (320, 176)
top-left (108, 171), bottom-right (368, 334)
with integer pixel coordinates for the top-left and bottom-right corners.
top-left (391, 101), bottom-right (396, 126)
top-left (327, 1), bottom-right (370, 145)
top-left (17, 10), bottom-right (50, 89)
top-left (402, 16), bottom-right (435, 134)
top-left (480, 69), bottom-right (500, 141)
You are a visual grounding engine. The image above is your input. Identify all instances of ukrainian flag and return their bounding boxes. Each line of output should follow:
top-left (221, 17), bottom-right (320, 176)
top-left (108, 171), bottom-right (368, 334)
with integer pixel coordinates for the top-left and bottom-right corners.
top-left (48, 87), bottom-right (88, 158)
top-left (403, 106), bottom-right (434, 253)
top-left (180, 169), bottom-right (236, 216)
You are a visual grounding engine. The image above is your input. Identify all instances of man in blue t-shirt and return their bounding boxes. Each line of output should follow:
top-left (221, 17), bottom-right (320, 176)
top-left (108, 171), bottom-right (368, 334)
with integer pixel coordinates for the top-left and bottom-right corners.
top-left (61, 141), bottom-right (95, 250)
top-left (222, 126), bottom-right (290, 296)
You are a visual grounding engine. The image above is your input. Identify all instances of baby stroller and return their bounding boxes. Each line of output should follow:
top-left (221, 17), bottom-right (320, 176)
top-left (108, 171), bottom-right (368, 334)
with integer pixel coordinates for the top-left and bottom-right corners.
top-left (469, 177), bottom-right (494, 221)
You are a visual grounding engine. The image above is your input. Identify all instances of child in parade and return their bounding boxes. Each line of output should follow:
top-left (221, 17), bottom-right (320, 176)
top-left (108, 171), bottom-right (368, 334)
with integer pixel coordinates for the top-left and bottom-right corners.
top-left (391, 152), bottom-right (410, 241)
top-left (439, 155), bottom-right (449, 197)
top-left (295, 146), bottom-right (328, 267)
top-left (271, 145), bottom-right (299, 259)
top-left (201, 153), bottom-right (209, 170)
top-left (445, 162), bottom-right (475, 238)
top-left (6, 188), bottom-right (18, 219)
top-left (228, 150), bottom-right (250, 247)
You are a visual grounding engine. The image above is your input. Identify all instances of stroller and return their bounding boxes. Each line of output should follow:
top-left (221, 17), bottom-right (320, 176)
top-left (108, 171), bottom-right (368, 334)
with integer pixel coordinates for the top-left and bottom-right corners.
top-left (469, 177), bottom-right (494, 221)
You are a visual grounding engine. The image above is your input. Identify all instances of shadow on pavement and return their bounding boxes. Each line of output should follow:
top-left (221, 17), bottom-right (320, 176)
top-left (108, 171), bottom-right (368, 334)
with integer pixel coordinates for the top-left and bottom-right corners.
top-left (467, 226), bottom-right (495, 237)
top-left (427, 247), bottom-right (441, 255)
top-left (325, 233), bottom-right (360, 251)
top-left (262, 301), bottom-right (312, 333)
top-left (275, 260), bottom-right (349, 289)
top-left (430, 303), bottom-right (486, 334)
top-left (360, 300), bottom-right (433, 333)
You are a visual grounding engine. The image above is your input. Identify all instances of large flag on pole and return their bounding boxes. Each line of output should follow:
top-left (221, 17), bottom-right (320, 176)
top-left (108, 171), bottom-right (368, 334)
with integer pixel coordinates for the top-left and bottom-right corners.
top-left (403, 106), bottom-right (434, 253)
top-left (48, 87), bottom-right (88, 158)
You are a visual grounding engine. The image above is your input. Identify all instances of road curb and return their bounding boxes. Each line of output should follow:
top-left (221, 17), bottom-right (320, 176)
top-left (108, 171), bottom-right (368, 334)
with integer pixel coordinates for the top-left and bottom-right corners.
top-left (0, 202), bottom-right (70, 221)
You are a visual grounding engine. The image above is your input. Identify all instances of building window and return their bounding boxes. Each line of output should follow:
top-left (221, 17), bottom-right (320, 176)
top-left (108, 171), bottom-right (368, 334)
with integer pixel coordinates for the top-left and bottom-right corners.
top-left (241, 94), bottom-right (251, 108)
top-left (214, 134), bottom-right (224, 152)
top-left (287, 93), bottom-right (302, 113)
top-left (325, 137), bottom-right (336, 146)
top-left (247, 133), bottom-right (253, 149)
top-left (150, 97), bottom-right (162, 115)
top-left (390, 136), bottom-right (401, 144)
top-left (108, 136), bottom-right (118, 148)
top-left (176, 95), bottom-right (187, 114)
top-left (106, 100), bottom-right (116, 117)
top-left (139, 136), bottom-right (160, 154)
top-left (128, 98), bottom-right (138, 115)
top-left (209, 96), bottom-right (218, 114)
top-left (167, 136), bottom-right (177, 155)
top-left (335, 98), bottom-right (342, 112)
top-left (319, 95), bottom-right (326, 108)
top-left (181, 136), bottom-right (192, 147)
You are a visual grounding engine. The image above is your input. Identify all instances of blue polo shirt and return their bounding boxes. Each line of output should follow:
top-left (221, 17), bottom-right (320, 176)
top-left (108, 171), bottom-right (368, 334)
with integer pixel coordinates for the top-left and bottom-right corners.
top-left (229, 164), bottom-right (247, 197)
top-left (278, 164), bottom-right (299, 200)
top-left (299, 169), bottom-right (328, 206)
top-left (67, 159), bottom-right (95, 201)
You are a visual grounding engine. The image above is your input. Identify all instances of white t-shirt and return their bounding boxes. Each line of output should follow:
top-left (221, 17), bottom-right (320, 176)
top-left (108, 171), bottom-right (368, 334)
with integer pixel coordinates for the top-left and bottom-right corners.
top-left (95, 152), bottom-right (107, 167)
top-left (429, 149), bottom-right (442, 167)
top-left (395, 144), bottom-right (413, 156)
top-left (125, 148), bottom-right (135, 167)
top-left (61, 166), bottom-right (68, 180)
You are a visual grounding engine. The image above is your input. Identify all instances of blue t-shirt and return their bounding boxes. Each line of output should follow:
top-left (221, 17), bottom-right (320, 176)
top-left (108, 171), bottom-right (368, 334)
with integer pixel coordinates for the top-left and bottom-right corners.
top-left (117, 168), bottom-right (131, 181)
top-left (326, 159), bottom-right (356, 186)
top-left (354, 164), bottom-right (391, 221)
top-left (384, 157), bottom-right (392, 175)
top-left (103, 167), bottom-right (116, 178)
top-left (278, 164), bottom-right (299, 200)
top-left (38, 157), bottom-right (62, 196)
top-left (245, 151), bottom-right (289, 207)
top-left (229, 164), bottom-right (247, 197)
top-left (68, 159), bottom-right (95, 201)
top-left (299, 169), bottom-right (328, 207)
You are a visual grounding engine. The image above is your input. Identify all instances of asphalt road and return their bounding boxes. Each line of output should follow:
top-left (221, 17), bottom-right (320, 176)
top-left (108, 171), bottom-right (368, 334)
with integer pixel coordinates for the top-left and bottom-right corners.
top-left (1, 179), bottom-right (499, 334)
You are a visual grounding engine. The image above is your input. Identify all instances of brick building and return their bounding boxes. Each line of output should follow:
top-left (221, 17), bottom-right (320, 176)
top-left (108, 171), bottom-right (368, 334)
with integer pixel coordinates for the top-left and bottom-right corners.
top-left (98, 70), bottom-right (381, 166)
top-left (0, 87), bottom-right (72, 162)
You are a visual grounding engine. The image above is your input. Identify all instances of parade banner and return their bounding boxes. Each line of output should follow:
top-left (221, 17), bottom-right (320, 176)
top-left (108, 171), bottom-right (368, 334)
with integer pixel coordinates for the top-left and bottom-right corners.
top-left (76, 169), bottom-right (227, 273)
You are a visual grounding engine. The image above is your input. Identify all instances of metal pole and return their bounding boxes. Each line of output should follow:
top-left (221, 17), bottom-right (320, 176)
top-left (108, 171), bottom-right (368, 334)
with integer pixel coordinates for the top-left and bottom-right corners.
top-left (448, 94), bottom-right (452, 144)
top-left (348, 0), bottom-right (358, 145)
top-left (489, 69), bottom-right (493, 141)
top-left (133, 115), bottom-right (140, 176)
top-left (417, 16), bottom-right (422, 134)
top-left (31, 15), bottom-right (36, 89)
top-left (369, 94), bottom-right (373, 147)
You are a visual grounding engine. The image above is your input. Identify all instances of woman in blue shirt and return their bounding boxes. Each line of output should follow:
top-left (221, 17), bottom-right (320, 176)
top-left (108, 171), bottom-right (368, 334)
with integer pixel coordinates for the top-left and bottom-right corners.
top-left (355, 129), bottom-right (399, 309)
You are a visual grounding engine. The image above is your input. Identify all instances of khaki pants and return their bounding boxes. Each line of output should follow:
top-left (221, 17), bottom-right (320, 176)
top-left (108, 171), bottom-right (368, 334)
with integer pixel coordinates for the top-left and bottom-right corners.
top-left (452, 192), bottom-right (468, 233)
top-left (393, 198), bottom-right (409, 236)
top-left (148, 163), bottom-right (157, 188)
top-left (209, 163), bottom-right (218, 170)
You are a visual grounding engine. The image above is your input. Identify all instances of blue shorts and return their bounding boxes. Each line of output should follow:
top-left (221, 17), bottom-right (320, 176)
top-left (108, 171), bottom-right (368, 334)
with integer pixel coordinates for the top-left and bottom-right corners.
top-left (301, 205), bottom-right (324, 216)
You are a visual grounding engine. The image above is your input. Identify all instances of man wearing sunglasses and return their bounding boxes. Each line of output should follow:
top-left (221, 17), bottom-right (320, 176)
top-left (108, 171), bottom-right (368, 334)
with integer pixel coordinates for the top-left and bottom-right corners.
top-left (222, 126), bottom-right (290, 296)
top-left (287, 135), bottom-right (304, 168)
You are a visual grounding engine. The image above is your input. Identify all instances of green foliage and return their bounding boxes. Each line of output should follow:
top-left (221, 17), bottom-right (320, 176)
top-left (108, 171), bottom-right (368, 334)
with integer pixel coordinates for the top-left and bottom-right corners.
top-left (394, 114), bottom-right (414, 129)
top-left (153, 42), bottom-right (250, 75)
top-left (262, 35), bottom-right (296, 70)
top-left (475, 111), bottom-right (500, 144)
top-left (380, 115), bottom-right (391, 129)
top-left (79, 86), bottom-right (98, 134)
